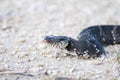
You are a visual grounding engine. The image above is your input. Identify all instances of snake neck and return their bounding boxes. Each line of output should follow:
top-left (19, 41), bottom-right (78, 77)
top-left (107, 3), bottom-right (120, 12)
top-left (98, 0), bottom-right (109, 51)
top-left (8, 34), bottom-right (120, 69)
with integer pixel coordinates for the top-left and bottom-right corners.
top-left (66, 38), bottom-right (79, 52)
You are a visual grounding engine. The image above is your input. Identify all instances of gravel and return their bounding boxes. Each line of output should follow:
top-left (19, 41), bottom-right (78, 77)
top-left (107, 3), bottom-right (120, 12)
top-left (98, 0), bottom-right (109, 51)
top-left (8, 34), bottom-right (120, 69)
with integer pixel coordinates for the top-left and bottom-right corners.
top-left (0, 0), bottom-right (120, 80)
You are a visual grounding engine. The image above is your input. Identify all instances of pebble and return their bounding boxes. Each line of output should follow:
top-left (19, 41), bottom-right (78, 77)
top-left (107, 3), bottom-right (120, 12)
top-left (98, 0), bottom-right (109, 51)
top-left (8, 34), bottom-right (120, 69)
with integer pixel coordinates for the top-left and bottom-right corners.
top-left (38, 64), bottom-right (44, 70)
top-left (19, 38), bottom-right (26, 43)
top-left (0, 0), bottom-right (120, 80)
top-left (55, 77), bottom-right (69, 80)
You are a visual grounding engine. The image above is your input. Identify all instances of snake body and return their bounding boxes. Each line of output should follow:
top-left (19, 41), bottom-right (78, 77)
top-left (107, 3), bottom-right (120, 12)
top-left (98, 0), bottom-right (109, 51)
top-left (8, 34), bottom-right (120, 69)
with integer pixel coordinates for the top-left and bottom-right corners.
top-left (44, 25), bottom-right (120, 58)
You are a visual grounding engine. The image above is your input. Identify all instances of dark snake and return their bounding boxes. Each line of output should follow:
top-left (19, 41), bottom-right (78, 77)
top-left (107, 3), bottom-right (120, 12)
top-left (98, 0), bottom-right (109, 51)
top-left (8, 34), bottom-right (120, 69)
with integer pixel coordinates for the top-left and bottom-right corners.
top-left (43, 25), bottom-right (120, 59)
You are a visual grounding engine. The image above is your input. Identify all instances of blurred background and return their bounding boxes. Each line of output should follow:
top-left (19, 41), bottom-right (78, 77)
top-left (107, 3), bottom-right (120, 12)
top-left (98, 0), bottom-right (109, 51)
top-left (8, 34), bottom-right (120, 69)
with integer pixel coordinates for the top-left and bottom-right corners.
top-left (1, 0), bottom-right (120, 37)
top-left (0, 0), bottom-right (120, 80)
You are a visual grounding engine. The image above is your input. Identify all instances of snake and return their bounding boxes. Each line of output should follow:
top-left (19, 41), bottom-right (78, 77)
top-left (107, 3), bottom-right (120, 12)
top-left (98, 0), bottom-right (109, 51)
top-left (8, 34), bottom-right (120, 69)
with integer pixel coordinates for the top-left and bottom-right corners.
top-left (43, 25), bottom-right (120, 59)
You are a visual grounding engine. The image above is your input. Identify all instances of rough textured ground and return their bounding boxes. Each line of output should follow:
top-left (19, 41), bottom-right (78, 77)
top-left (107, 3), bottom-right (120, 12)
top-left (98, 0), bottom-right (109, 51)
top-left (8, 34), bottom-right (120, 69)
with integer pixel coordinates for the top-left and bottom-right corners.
top-left (0, 0), bottom-right (120, 80)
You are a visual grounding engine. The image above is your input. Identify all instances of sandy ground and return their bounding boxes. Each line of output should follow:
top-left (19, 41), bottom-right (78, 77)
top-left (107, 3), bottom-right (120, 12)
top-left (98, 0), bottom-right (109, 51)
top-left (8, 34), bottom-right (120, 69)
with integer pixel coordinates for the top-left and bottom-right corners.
top-left (0, 0), bottom-right (120, 80)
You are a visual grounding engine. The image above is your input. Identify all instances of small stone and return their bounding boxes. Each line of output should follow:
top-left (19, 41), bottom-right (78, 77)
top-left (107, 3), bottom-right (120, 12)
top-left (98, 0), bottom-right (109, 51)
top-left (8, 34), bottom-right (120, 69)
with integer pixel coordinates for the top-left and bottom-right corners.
top-left (38, 64), bottom-right (43, 67)
top-left (44, 69), bottom-right (52, 75)
top-left (1, 26), bottom-right (12, 31)
top-left (19, 38), bottom-right (26, 43)
top-left (55, 77), bottom-right (69, 80)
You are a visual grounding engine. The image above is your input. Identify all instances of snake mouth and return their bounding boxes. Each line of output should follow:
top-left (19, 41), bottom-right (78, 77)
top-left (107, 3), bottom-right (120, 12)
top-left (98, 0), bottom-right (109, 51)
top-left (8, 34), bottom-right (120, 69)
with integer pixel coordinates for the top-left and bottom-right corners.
top-left (43, 39), bottom-right (53, 44)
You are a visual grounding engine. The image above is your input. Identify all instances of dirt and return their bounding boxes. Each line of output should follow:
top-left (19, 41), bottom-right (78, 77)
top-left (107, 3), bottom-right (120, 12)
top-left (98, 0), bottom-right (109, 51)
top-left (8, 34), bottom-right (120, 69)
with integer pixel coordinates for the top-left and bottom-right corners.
top-left (0, 0), bottom-right (120, 80)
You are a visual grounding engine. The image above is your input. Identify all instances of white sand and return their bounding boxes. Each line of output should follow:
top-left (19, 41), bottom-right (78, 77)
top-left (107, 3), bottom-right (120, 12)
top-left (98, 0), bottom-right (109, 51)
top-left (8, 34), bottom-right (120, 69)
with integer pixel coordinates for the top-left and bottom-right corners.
top-left (0, 0), bottom-right (120, 80)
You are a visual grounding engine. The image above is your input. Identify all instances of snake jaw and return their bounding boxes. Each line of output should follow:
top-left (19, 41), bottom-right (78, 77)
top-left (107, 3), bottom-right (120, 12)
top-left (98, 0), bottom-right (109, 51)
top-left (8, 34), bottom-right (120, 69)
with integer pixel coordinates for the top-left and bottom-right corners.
top-left (43, 35), bottom-right (70, 49)
top-left (51, 41), bottom-right (69, 49)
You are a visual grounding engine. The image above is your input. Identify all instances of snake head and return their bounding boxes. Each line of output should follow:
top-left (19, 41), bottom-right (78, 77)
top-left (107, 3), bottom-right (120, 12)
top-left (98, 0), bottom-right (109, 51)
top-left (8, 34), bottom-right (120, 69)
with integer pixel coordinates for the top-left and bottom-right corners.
top-left (43, 35), bottom-right (71, 49)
